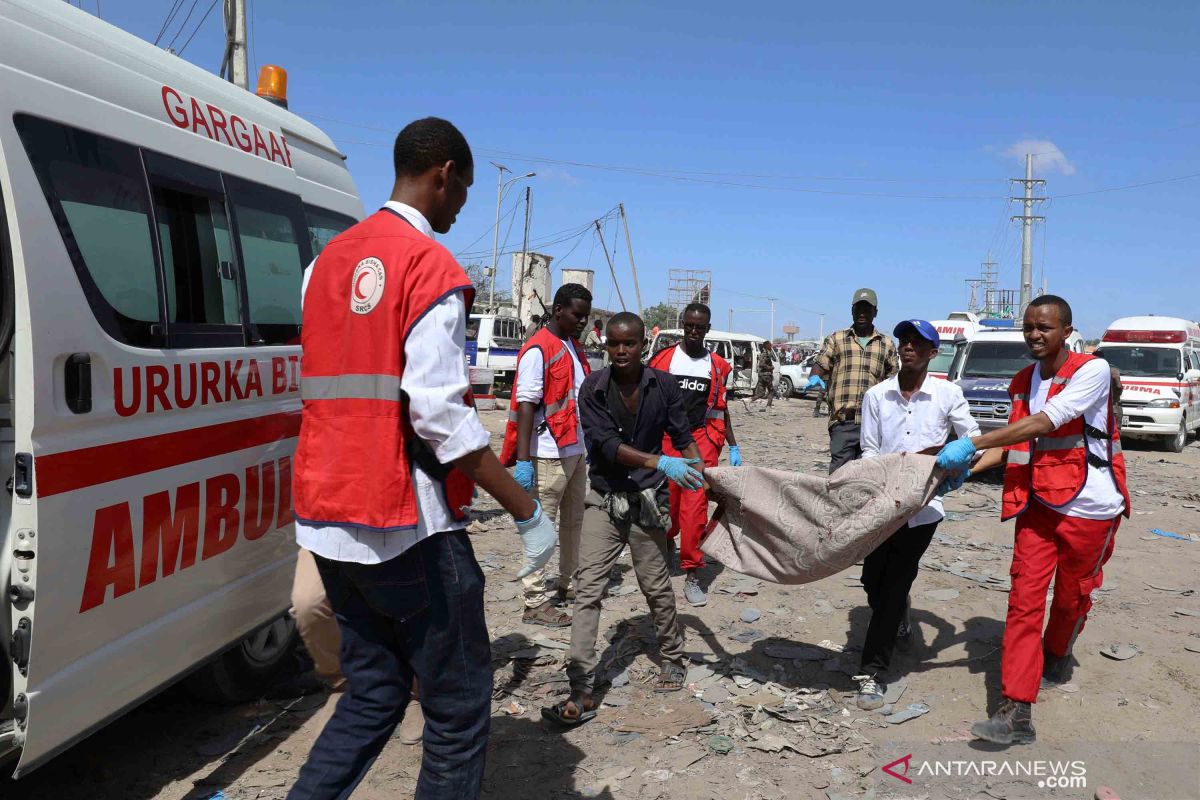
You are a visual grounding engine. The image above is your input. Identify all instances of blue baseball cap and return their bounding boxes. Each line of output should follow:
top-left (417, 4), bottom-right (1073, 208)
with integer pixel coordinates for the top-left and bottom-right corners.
top-left (893, 319), bottom-right (940, 348)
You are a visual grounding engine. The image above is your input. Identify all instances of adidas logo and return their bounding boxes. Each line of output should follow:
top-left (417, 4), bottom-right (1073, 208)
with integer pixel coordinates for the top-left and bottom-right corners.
top-left (678, 379), bottom-right (709, 391)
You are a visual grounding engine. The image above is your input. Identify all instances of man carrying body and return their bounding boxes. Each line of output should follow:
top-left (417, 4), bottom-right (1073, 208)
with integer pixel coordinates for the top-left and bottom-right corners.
top-left (936, 295), bottom-right (1130, 745)
top-left (807, 288), bottom-right (899, 472)
top-left (288, 118), bottom-right (558, 800)
top-left (542, 313), bottom-right (704, 726)
top-left (648, 302), bottom-right (742, 606)
top-left (854, 320), bottom-right (979, 710)
top-left (502, 283), bottom-right (593, 626)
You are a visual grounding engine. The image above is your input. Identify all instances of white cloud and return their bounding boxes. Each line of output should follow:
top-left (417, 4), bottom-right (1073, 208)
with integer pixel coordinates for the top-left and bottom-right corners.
top-left (1001, 139), bottom-right (1076, 176)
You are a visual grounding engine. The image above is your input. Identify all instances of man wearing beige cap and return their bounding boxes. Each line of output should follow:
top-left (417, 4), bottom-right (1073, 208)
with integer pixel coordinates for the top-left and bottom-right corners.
top-left (807, 288), bottom-right (899, 472)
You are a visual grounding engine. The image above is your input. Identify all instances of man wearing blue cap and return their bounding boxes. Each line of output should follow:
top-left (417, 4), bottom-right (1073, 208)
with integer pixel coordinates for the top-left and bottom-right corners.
top-left (852, 319), bottom-right (979, 710)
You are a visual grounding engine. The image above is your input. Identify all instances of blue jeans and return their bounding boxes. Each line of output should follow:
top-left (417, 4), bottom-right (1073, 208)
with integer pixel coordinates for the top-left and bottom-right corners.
top-left (287, 531), bottom-right (492, 800)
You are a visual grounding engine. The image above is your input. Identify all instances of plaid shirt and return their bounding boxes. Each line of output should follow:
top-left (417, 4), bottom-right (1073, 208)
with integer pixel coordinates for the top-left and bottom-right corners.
top-left (814, 328), bottom-right (899, 427)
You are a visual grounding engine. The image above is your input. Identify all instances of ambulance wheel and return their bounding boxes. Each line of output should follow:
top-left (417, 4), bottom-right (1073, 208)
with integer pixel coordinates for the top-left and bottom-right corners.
top-left (779, 376), bottom-right (794, 397)
top-left (186, 614), bottom-right (298, 705)
top-left (1165, 419), bottom-right (1187, 453)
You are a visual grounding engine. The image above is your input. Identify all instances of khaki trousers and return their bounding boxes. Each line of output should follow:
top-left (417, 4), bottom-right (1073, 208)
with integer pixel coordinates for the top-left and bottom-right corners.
top-left (521, 453), bottom-right (586, 608)
top-left (291, 547), bottom-right (345, 690)
top-left (567, 491), bottom-right (687, 694)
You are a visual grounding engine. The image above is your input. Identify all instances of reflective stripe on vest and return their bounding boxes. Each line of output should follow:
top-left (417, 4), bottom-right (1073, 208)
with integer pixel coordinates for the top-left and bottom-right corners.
top-left (705, 408), bottom-right (724, 420)
top-left (301, 374), bottom-right (402, 402)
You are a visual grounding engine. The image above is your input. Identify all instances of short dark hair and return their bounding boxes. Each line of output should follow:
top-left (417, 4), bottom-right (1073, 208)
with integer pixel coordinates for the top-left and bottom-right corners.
top-left (393, 117), bottom-right (473, 179)
top-left (607, 311), bottom-right (645, 337)
top-left (683, 302), bottom-right (711, 322)
top-left (593, 319), bottom-right (602, 328)
top-left (1028, 294), bottom-right (1072, 326)
top-left (553, 283), bottom-right (593, 310)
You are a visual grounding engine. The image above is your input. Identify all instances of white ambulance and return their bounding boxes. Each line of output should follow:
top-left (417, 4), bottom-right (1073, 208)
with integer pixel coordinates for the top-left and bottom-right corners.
top-left (1093, 316), bottom-right (1200, 452)
top-left (0, 0), bottom-right (362, 775)
top-left (927, 311), bottom-right (981, 379)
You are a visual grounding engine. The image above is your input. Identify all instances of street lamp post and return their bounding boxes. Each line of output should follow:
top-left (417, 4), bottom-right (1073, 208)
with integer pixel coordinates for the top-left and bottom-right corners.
top-left (487, 163), bottom-right (535, 312)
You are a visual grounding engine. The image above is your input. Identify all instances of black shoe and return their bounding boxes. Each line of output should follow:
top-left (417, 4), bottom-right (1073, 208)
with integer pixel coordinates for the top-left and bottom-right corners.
top-left (971, 699), bottom-right (1036, 745)
top-left (1041, 649), bottom-right (1071, 687)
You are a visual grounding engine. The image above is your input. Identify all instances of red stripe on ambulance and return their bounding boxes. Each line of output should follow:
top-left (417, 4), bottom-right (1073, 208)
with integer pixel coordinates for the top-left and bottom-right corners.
top-left (78, 456), bottom-right (295, 613)
top-left (38, 410), bottom-right (301, 497)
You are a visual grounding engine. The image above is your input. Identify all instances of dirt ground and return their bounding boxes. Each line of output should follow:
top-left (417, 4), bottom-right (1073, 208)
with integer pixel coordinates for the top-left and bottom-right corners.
top-left (5, 396), bottom-right (1199, 800)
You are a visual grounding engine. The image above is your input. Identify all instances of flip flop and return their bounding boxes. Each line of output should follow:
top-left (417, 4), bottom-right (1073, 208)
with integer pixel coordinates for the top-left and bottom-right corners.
top-left (654, 663), bottom-right (686, 693)
top-left (541, 700), bottom-right (596, 727)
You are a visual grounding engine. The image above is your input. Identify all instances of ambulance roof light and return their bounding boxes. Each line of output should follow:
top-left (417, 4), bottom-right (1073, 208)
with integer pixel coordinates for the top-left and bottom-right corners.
top-left (256, 65), bottom-right (288, 109)
top-left (979, 319), bottom-right (1015, 328)
top-left (1101, 329), bottom-right (1186, 344)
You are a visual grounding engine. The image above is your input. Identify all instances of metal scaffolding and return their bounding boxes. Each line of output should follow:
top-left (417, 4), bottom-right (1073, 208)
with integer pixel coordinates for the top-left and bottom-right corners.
top-left (667, 269), bottom-right (712, 326)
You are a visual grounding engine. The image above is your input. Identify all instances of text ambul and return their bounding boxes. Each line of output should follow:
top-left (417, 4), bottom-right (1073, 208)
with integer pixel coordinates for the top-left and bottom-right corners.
top-left (79, 457), bottom-right (294, 613)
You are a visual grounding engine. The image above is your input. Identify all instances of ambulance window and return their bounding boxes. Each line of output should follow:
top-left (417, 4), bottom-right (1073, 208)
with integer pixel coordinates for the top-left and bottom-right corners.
top-left (305, 207), bottom-right (356, 256)
top-left (226, 179), bottom-right (312, 345)
top-left (15, 116), bottom-right (163, 346)
top-left (154, 190), bottom-right (242, 327)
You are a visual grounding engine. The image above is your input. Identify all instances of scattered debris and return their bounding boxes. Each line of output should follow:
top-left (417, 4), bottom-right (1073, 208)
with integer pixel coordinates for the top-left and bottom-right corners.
top-left (612, 703), bottom-right (714, 739)
top-left (884, 703), bottom-right (930, 724)
top-left (740, 607), bottom-right (763, 623)
top-left (1149, 528), bottom-right (1198, 543)
top-left (705, 734), bottom-right (735, 755)
top-left (1100, 643), bottom-right (1141, 661)
top-left (923, 588), bottom-right (961, 601)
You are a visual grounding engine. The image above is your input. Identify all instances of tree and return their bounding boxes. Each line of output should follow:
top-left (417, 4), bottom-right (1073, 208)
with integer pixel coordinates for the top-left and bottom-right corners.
top-left (642, 302), bottom-right (678, 330)
top-left (462, 261), bottom-right (511, 306)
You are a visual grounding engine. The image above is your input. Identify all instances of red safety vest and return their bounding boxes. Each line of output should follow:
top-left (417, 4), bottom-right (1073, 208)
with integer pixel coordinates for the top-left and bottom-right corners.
top-left (1001, 352), bottom-right (1131, 521)
top-left (499, 327), bottom-right (591, 466)
top-left (294, 208), bottom-right (476, 530)
top-left (648, 344), bottom-right (732, 437)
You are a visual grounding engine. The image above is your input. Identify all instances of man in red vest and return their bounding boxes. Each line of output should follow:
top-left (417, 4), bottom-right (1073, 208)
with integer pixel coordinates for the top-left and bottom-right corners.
top-left (501, 283), bottom-right (593, 626)
top-left (648, 302), bottom-right (741, 606)
top-left (288, 118), bottom-right (558, 800)
top-left (936, 295), bottom-right (1130, 745)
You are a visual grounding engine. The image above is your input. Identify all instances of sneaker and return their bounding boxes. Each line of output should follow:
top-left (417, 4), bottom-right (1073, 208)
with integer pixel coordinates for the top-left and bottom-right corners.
top-left (854, 674), bottom-right (885, 711)
top-left (397, 699), bottom-right (424, 745)
top-left (971, 698), bottom-right (1036, 745)
top-left (523, 600), bottom-right (572, 628)
top-left (683, 574), bottom-right (707, 607)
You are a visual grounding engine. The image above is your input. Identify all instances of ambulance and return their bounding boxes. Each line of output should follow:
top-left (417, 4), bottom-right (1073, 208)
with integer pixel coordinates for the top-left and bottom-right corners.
top-left (0, 0), bottom-right (362, 775)
top-left (927, 311), bottom-right (981, 379)
top-left (1093, 316), bottom-right (1200, 453)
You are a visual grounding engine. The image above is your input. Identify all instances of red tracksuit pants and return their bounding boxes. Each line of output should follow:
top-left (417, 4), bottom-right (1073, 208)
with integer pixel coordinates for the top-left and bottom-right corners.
top-left (662, 427), bottom-right (722, 571)
top-left (1001, 501), bottom-right (1120, 703)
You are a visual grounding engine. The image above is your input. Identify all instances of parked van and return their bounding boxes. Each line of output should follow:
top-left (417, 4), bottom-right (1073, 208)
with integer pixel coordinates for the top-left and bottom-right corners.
top-left (1093, 316), bottom-right (1200, 452)
top-left (466, 312), bottom-right (523, 390)
top-left (0, 1), bottom-right (362, 775)
top-left (649, 329), bottom-right (780, 397)
top-left (949, 322), bottom-right (1086, 431)
top-left (928, 311), bottom-right (981, 379)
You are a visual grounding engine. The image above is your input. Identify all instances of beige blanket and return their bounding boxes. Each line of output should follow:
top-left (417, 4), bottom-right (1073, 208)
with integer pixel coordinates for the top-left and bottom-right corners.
top-left (700, 454), bottom-right (942, 585)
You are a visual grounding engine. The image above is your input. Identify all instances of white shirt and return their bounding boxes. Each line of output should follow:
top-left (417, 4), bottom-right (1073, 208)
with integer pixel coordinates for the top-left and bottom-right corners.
top-left (1029, 358), bottom-right (1126, 520)
top-left (515, 337), bottom-right (586, 459)
top-left (668, 346), bottom-right (715, 429)
top-left (295, 201), bottom-right (491, 564)
top-left (860, 373), bottom-right (981, 527)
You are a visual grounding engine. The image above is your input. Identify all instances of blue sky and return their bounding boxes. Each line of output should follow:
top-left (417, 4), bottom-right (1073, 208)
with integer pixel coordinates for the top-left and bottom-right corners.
top-left (102, 0), bottom-right (1197, 339)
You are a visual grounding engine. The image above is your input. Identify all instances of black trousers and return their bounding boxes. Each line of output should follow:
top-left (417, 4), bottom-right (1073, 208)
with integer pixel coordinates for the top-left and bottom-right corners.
top-left (859, 520), bottom-right (938, 675)
top-left (828, 421), bottom-right (862, 474)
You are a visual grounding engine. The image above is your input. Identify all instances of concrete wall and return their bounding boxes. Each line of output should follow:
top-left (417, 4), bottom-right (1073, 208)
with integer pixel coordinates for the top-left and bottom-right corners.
top-left (512, 252), bottom-right (553, 322)
top-left (560, 268), bottom-right (595, 294)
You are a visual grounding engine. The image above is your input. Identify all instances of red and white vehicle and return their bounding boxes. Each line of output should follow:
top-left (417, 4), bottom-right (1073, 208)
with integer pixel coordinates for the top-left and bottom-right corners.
top-left (0, 0), bottom-right (361, 774)
top-left (927, 311), bottom-right (981, 379)
top-left (1094, 316), bottom-right (1200, 453)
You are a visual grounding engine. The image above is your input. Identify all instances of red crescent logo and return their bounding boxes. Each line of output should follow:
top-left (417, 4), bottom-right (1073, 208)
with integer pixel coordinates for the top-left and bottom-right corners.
top-left (354, 271), bottom-right (372, 301)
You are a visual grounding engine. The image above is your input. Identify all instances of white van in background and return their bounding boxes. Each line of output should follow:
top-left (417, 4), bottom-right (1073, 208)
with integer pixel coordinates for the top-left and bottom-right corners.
top-left (649, 329), bottom-right (780, 397)
top-left (928, 311), bottom-right (981, 379)
top-left (949, 322), bottom-right (1086, 431)
top-left (0, 0), bottom-right (361, 775)
top-left (1094, 316), bottom-right (1200, 453)
top-left (467, 312), bottom-right (523, 391)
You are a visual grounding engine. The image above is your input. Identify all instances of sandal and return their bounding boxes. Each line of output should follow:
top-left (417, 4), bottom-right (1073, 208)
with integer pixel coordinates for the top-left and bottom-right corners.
top-left (541, 698), bottom-right (596, 727)
top-left (654, 662), bottom-right (686, 693)
top-left (523, 600), bottom-right (571, 628)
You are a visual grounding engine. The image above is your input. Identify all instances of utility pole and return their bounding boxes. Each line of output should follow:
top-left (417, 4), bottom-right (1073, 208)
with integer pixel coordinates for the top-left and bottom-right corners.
top-left (1011, 154), bottom-right (1045, 315)
top-left (818, 313), bottom-right (825, 342)
top-left (618, 204), bottom-right (643, 314)
top-left (515, 187), bottom-right (532, 323)
top-left (593, 221), bottom-right (627, 311)
top-left (767, 297), bottom-right (776, 343)
top-left (487, 163), bottom-right (509, 312)
top-left (219, 0), bottom-right (249, 89)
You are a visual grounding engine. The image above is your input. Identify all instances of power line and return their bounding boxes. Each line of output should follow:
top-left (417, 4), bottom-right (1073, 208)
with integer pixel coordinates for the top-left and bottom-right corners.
top-left (177, 0), bottom-right (220, 56)
top-left (1050, 171), bottom-right (1200, 199)
top-left (154, 0), bottom-right (186, 46)
top-left (164, 0), bottom-right (200, 50)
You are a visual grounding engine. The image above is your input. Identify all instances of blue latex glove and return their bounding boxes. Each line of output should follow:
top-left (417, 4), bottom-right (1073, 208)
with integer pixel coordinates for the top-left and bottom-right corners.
top-left (514, 500), bottom-right (557, 578)
top-left (656, 455), bottom-right (704, 491)
top-left (513, 459), bottom-right (535, 491)
top-left (728, 445), bottom-right (743, 467)
top-left (936, 438), bottom-right (977, 473)
top-left (805, 374), bottom-right (826, 391)
top-left (936, 469), bottom-right (971, 496)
